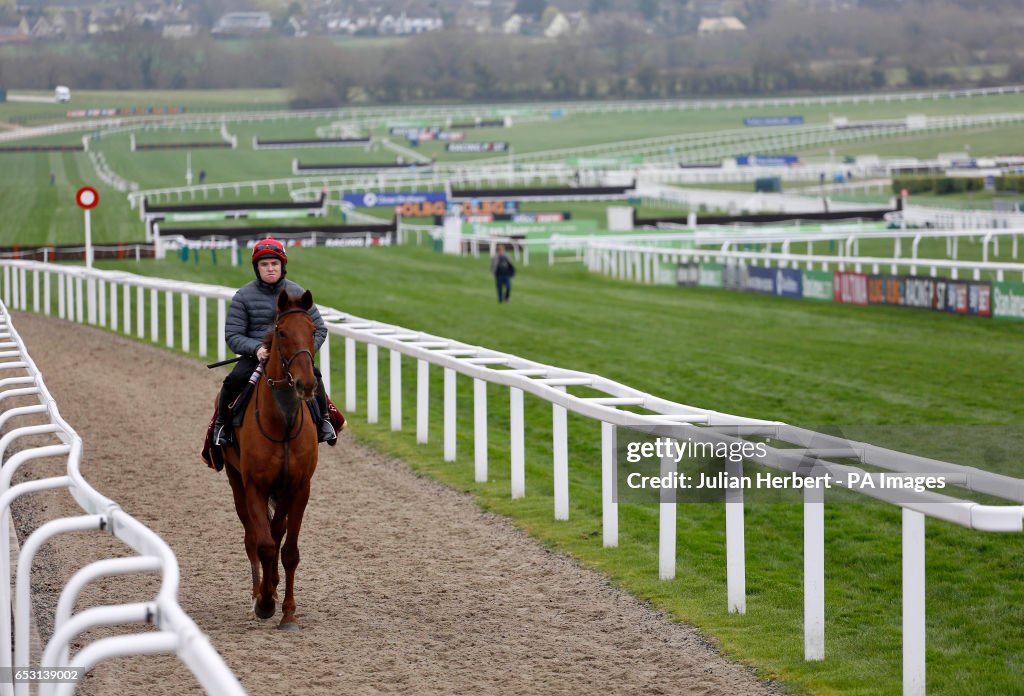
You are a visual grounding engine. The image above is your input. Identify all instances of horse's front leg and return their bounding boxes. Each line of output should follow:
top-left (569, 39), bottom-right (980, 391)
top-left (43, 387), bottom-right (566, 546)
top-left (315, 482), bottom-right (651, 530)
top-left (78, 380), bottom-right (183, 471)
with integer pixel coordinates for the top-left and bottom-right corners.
top-left (278, 479), bottom-right (311, 631)
top-left (246, 484), bottom-right (277, 620)
top-left (269, 500), bottom-right (288, 600)
top-left (226, 464), bottom-right (261, 605)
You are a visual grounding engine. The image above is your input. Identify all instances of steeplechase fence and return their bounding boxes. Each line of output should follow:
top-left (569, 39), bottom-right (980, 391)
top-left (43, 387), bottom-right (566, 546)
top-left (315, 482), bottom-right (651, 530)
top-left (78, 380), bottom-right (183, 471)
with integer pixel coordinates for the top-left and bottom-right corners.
top-left (0, 298), bottom-right (243, 695)
top-left (2, 259), bottom-right (1023, 694)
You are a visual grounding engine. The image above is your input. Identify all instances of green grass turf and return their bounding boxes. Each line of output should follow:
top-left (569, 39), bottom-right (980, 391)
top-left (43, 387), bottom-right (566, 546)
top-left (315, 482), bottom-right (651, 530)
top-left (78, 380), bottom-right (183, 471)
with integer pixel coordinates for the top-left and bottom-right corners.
top-left (48, 243), bottom-right (1023, 695)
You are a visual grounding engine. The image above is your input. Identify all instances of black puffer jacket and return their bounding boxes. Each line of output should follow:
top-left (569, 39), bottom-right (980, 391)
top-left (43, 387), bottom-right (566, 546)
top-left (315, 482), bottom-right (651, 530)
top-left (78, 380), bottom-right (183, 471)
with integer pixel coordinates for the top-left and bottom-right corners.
top-left (225, 278), bottom-right (327, 357)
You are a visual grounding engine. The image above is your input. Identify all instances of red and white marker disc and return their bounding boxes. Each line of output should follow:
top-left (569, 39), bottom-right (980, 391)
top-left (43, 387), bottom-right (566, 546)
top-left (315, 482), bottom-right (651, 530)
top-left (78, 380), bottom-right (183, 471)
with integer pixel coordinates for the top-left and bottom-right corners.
top-left (76, 187), bottom-right (99, 209)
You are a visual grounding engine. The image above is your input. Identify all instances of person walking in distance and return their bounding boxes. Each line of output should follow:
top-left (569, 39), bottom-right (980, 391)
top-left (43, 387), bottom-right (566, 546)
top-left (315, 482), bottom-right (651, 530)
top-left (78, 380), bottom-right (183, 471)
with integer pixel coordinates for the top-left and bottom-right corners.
top-left (490, 243), bottom-right (516, 303)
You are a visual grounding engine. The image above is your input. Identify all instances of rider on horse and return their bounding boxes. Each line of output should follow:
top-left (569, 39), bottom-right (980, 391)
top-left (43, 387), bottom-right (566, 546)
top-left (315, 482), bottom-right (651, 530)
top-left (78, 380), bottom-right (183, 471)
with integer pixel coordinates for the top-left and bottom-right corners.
top-left (212, 237), bottom-right (337, 446)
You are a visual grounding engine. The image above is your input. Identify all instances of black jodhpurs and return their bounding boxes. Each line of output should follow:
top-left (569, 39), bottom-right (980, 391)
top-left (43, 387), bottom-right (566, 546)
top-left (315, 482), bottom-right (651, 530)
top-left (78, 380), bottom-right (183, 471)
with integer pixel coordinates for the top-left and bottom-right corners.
top-left (217, 356), bottom-right (328, 422)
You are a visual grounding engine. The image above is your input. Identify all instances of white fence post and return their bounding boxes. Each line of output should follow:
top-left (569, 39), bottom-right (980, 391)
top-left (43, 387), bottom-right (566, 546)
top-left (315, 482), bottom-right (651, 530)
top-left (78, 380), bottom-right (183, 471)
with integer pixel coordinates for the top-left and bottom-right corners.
top-left (804, 483), bottom-right (826, 661)
top-left (86, 278), bottom-right (97, 325)
top-left (510, 387), bottom-right (525, 499)
top-left (726, 458), bottom-right (746, 614)
top-left (180, 293), bottom-right (189, 353)
top-left (320, 333), bottom-right (332, 401)
top-left (10, 267), bottom-right (19, 310)
top-left (390, 350), bottom-right (402, 431)
top-left (367, 343), bottom-right (378, 424)
top-left (57, 273), bottom-right (65, 319)
top-left (474, 378), bottom-right (487, 483)
top-left (416, 359), bottom-right (428, 443)
top-left (216, 298), bottom-right (226, 361)
top-left (553, 386), bottom-right (569, 520)
top-left (75, 277), bottom-right (84, 323)
top-left (137, 287), bottom-right (145, 339)
top-left (601, 422), bottom-right (618, 548)
top-left (149, 288), bottom-right (158, 343)
top-left (97, 279), bottom-right (105, 326)
top-left (108, 281), bottom-right (117, 332)
top-left (444, 368), bottom-right (456, 462)
top-left (903, 508), bottom-right (926, 696)
top-left (659, 444), bottom-right (677, 580)
top-left (198, 297), bottom-right (207, 357)
top-left (164, 290), bottom-right (174, 349)
top-left (122, 283), bottom-right (130, 335)
top-left (345, 337), bottom-right (356, 413)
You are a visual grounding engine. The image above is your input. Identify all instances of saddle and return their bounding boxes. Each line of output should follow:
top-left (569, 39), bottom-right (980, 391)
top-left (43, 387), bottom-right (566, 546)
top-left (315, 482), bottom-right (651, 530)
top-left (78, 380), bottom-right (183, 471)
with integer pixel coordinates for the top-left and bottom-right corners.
top-left (201, 387), bottom-right (347, 472)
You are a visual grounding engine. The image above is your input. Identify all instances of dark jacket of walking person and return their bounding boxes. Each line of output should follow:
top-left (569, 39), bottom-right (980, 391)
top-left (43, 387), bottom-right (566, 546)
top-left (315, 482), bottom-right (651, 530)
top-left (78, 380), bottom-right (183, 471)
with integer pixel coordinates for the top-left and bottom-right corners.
top-left (490, 244), bottom-right (515, 303)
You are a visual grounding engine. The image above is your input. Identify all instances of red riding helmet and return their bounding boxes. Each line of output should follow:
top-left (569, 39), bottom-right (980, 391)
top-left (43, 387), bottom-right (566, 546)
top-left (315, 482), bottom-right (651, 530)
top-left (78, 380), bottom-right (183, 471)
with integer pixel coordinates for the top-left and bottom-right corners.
top-left (251, 237), bottom-right (287, 281)
top-left (252, 237), bottom-right (287, 264)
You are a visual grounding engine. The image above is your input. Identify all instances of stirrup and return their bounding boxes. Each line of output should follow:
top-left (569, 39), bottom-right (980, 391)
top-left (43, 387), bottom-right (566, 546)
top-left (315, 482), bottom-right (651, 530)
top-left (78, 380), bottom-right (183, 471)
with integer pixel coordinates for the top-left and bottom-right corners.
top-left (318, 419), bottom-right (337, 444)
top-left (213, 422), bottom-right (232, 446)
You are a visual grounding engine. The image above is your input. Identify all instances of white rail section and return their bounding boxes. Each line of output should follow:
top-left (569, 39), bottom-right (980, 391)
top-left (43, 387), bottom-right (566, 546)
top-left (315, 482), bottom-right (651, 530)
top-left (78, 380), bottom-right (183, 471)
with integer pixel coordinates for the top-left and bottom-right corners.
top-left (0, 301), bottom-right (244, 695)
top-left (580, 228), bottom-right (1024, 283)
top-left (543, 223), bottom-right (1024, 272)
top-left (3, 260), bottom-right (1024, 696)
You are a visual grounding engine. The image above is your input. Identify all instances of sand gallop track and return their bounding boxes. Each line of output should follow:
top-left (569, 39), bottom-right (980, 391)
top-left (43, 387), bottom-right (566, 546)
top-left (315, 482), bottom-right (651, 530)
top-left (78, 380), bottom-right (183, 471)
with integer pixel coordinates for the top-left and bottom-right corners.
top-left (10, 311), bottom-right (778, 696)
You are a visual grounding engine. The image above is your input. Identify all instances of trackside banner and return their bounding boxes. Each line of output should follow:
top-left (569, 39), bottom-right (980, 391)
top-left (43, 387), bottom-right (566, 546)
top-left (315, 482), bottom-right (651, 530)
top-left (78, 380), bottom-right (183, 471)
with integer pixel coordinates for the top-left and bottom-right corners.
top-left (698, 262), bottom-right (724, 288)
top-left (868, 276), bottom-right (992, 316)
top-left (992, 282), bottom-right (1024, 320)
top-left (834, 271), bottom-right (868, 305)
top-left (671, 263), bottom-right (996, 319)
top-left (803, 270), bottom-right (833, 301)
top-left (343, 192), bottom-right (446, 208)
top-left (743, 116), bottom-right (804, 126)
top-left (676, 262), bottom-right (699, 287)
top-left (775, 268), bottom-right (803, 298)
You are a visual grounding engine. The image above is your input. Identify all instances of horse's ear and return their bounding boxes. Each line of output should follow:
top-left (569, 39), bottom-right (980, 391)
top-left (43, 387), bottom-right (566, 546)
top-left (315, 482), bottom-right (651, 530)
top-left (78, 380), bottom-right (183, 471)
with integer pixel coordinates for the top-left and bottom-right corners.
top-left (277, 290), bottom-right (290, 312)
top-left (301, 289), bottom-right (314, 311)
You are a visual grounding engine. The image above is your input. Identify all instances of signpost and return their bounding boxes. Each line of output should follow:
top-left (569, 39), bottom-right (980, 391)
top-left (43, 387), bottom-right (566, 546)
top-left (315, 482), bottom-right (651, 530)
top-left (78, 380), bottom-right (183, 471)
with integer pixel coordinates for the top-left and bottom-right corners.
top-left (75, 186), bottom-right (99, 324)
top-left (75, 186), bottom-right (98, 268)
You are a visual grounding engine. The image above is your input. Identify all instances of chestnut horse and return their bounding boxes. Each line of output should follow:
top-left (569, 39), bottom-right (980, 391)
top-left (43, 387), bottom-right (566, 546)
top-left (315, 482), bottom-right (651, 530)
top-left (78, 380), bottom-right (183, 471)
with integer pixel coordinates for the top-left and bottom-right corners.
top-left (222, 289), bottom-right (319, 631)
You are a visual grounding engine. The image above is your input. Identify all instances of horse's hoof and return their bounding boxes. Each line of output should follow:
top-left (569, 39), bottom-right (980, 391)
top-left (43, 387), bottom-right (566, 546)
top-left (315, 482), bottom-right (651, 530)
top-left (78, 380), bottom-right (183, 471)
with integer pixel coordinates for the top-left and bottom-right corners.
top-left (278, 621), bottom-right (300, 631)
top-left (254, 601), bottom-right (276, 620)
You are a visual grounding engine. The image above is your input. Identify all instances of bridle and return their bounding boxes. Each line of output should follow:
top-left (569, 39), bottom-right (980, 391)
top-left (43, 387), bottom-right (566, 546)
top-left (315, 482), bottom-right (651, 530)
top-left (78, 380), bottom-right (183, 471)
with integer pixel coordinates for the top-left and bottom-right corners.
top-left (256, 307), bottom-right (315, 445)
top-left (265, 308), bottom-right (315, 390)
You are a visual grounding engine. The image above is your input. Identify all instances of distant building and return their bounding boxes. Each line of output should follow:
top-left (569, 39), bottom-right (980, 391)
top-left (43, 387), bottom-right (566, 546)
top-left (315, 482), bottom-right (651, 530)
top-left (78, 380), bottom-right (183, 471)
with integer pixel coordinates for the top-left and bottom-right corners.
top-left (697, 16), bottom-right (746, 34)
top-left (30, 17), bottom-right (63, 39)
top-left (212, 12), bottom-right (272, 37)
top-left (502, 14), bottom-right (523, 34)
top-left (544, 11), bottom-right (570, 38)
top-left (162, 23), bottom-right (197, 39)
top-left (0, 18), bottom-right (30, 43)
top-left (452, 4), bottom-right (492, 33)
top-left (378, 13), bottom-right (443, 35)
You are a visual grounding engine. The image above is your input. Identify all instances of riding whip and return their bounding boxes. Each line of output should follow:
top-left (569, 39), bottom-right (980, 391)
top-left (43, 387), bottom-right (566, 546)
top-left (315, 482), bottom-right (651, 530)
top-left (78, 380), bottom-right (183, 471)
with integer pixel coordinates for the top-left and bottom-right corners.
top-left (206, 356), bottom-right (244, 369)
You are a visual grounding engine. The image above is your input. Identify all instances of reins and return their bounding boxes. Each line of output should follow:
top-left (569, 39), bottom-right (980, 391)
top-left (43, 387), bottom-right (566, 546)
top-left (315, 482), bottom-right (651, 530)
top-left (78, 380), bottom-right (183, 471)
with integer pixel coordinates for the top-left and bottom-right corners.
top-left (253, 308), bottom-right (315, 447)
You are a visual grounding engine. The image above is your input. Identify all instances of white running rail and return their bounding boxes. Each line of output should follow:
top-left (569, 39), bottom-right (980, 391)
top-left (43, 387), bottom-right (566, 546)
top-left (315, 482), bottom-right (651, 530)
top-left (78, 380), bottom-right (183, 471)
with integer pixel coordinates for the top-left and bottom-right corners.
top-left (0, 300), bottom-right (244, 695)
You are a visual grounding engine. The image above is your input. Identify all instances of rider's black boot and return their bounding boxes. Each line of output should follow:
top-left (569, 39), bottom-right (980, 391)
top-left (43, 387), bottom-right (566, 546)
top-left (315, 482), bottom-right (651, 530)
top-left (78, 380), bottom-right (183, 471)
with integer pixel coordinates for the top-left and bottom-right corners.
top-left (214, 388), bottom-right (233, 446)
top-left (315, 387), bottom-right (337, 443)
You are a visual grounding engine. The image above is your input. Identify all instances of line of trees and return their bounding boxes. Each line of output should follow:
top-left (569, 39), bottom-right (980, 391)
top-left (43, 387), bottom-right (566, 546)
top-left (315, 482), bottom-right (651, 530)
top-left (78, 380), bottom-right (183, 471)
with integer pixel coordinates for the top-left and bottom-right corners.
top-left (1, 2), bottom-right (1023, 104)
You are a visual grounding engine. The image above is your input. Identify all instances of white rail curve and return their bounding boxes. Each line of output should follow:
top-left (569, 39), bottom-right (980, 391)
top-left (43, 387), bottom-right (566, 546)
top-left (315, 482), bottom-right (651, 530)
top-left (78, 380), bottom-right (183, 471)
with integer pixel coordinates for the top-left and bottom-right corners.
top-left (2, 260), bottom-right (1023, 696)
top-left (0, 299), bottom-right (244, 695)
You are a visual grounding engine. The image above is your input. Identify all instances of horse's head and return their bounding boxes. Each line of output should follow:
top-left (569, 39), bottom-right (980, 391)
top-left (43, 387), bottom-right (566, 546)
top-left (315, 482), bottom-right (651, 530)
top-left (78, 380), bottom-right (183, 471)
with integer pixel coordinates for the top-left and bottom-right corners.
top-left (267, 289), bottom-right (318, 401)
